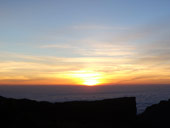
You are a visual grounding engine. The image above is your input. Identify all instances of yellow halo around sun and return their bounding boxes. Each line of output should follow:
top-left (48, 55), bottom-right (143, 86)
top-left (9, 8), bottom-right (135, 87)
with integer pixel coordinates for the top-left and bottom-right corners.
top-left (83, 79), bottom-right (99, 86)
top-left (70, 70), bottom-right (103, 86)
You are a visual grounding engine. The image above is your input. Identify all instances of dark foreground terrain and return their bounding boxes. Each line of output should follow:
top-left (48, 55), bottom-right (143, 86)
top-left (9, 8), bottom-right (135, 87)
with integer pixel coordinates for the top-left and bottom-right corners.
top-left (0, 96), bottom-right (170, 128)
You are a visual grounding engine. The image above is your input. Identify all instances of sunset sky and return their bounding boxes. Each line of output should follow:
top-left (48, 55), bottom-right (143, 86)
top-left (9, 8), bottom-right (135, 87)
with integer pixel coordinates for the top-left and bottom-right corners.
top-left (1, 0), bottom-right (170, 86)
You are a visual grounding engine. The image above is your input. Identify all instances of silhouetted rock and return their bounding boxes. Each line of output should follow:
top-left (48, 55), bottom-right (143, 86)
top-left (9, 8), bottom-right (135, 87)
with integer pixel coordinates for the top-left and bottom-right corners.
top-left (0, 96), bottom-right (136, 128)
top-left (138, 99), bottom-right (170, 128)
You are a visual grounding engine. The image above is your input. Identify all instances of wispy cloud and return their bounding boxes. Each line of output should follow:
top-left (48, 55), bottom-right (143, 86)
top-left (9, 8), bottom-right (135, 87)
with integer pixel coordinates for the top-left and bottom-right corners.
top-left (1, 49), bottom-right (170, 85)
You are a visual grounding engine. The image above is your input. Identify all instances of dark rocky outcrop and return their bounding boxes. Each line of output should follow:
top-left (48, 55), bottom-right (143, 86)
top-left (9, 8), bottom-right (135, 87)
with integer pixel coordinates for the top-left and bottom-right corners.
top-left (2, 95), bottom-right (170, 128)
top-left (0, 96), bottom-right (136, 128)
top-left (138, 99), bottom-right (170, 128)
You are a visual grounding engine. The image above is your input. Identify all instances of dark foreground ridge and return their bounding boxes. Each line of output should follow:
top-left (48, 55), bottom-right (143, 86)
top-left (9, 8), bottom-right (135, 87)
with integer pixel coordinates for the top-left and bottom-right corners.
top-left (0, 96), bottom-right (169, 128)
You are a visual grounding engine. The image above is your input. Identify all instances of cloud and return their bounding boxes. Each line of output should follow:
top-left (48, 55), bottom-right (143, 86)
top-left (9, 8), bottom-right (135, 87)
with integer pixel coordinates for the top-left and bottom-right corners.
top-left (1, 51), bottom-right (170, 85)
top-left (39, 39), bottom-right (136, 57)
top-left (37, 18), bottom-right (170, 60)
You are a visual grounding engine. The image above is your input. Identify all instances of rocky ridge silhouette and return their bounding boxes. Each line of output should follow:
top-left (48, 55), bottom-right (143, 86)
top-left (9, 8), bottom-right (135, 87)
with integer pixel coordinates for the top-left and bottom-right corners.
top-left (0, 95), bottom-right (170, 128)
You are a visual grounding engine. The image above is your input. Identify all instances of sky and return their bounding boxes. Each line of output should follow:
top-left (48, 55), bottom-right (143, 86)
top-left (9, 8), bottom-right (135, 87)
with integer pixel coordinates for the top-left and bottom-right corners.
top-left (1, 0), bottom-right (170, 86)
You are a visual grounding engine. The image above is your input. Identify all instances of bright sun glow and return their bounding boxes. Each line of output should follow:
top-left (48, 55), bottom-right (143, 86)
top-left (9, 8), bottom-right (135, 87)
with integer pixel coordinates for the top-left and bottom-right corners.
top-left (70, 70), bottom-right (103, 86)
top-left (83, 79), bottom-right (99, 86)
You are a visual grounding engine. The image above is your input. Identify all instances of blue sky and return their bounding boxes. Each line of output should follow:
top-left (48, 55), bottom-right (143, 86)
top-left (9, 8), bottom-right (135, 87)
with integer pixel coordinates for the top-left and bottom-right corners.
top-left (1, 0), bottom-right (170, 46)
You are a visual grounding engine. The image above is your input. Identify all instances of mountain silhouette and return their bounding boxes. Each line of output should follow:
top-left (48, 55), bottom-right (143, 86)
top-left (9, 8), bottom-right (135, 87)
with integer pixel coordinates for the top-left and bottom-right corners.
top-left (0, 95), bottom-right (170, 128)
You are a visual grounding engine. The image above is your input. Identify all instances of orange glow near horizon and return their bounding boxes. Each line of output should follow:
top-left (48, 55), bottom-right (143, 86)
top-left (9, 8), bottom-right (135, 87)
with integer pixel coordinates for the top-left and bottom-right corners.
top-left (1, 56), bottom-right (170, 86)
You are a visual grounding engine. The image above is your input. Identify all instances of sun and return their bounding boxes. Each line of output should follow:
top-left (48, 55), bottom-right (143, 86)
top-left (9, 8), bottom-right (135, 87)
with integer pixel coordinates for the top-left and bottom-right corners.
top-left (70, 70), bottom-right (103, 86)
top-left (83, 79), bottom-right (99, 86)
